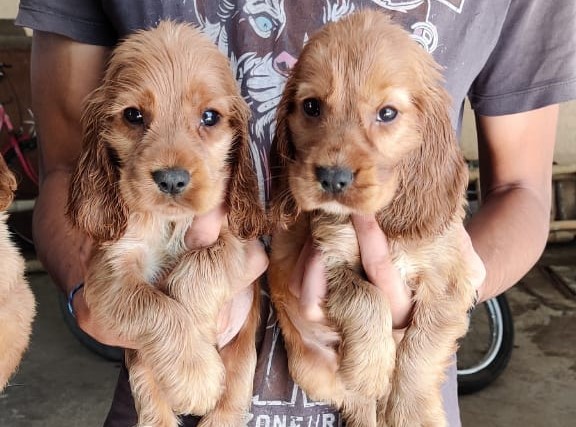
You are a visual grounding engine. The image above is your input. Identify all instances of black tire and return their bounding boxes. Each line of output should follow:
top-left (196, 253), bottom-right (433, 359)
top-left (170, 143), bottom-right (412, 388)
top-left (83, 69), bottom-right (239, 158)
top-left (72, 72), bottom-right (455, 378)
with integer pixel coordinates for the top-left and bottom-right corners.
top-left (58, 291), bottom-right (124, 362)
top-left (457, 293), bottom-right (514, 395)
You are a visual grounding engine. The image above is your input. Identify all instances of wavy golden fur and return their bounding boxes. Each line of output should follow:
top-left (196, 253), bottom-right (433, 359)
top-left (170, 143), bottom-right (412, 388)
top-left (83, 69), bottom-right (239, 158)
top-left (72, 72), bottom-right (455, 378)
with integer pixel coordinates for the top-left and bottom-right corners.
top-left (66, 21), bottom-right (266, 427)
top-left (0, 157), bottom-right (35, 391)
top-left (268, 10), bottom-right (476, 427)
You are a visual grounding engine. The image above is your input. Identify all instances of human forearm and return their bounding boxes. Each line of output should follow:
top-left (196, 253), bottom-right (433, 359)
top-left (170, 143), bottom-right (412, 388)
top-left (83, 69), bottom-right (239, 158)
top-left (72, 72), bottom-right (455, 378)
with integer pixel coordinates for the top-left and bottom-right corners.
top-left (30, 33), bottom-right (110, 293)
top-left (467, 183), bottom-right (551, 302)
top-left (469, 106), bottom-right (558, 302)
top-left (32, 169), bottom-right (92, 293)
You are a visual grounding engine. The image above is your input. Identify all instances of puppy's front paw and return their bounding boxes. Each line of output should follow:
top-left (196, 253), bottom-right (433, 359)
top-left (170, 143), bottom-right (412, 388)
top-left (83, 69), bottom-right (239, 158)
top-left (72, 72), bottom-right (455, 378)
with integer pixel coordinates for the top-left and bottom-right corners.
top-left (168, 344), bottom-right (226, 415)
top-left (339, 340), bottom-right (394, 399)
top-left (137, 412), bottom-right (181, 427)
top-left (140, 335), bottom-right (225, 416)
top-left (197, 411), bottom-right (248, 427)
top-left (334, 293), bottom-right (395, 399)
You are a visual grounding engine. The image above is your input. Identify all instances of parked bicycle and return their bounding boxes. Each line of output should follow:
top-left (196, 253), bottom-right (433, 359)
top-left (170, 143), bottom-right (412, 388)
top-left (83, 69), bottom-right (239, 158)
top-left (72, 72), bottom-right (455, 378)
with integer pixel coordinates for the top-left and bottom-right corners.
top-left (0, 62), bottom-right (38, 247)
top-left (0, 62), bottom-right (38, 187)
top-left (457, 294), bottom-right (514, 394)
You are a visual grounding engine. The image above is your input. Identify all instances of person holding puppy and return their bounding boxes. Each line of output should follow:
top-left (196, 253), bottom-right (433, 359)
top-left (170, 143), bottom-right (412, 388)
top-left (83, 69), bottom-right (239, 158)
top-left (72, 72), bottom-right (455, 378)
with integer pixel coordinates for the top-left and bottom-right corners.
top-left (16, 0), bottom-right (576, 426)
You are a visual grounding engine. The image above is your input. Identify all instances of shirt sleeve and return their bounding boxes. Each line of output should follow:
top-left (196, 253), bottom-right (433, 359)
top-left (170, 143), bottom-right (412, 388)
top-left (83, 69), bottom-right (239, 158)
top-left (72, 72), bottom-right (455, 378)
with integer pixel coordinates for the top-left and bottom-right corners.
top-left (469, 0), bottom-right (576, 116)
top-left (15, 0), bottom-right (117, 46)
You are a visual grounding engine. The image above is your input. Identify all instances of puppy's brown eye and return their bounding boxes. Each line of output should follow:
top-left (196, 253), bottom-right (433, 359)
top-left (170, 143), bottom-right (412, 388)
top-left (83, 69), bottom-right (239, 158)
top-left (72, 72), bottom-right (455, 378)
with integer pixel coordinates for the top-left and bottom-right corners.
top-left (302, 98), bottom-right (321, 117)
top-left (377, 106), bottom-right (398, 123)
top-left (123, 107), bottom-right (144, 125)
top-left (201, 110), bottom-right (220, 127)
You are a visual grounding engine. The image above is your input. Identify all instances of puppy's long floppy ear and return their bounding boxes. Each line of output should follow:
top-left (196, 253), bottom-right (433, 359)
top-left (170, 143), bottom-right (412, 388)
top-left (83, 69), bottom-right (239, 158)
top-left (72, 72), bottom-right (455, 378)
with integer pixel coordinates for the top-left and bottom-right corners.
top-left (66, 87), bottom-right (128, 243)
top-left (268, 77), bottom-right (300, 230)
top-left (0, 156), bottom-right (16, 211)
top-left (226, 97), bottom-right (268, 240)
top-left (380, 65), bottom-right (468, 240)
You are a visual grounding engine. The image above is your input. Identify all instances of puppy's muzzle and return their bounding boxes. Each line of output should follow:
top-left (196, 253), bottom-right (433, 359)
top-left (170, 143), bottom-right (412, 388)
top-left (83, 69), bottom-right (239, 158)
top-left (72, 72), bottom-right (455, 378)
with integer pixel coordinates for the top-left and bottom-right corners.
top-left (315, 166), bottom-right (354, 194)
top-left (152, 168), bottom-right (190, 195)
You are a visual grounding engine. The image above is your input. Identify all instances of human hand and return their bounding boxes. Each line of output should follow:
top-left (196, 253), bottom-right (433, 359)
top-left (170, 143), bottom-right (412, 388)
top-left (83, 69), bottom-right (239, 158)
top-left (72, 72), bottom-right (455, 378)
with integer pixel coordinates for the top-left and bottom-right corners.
top-left (456, 222), bottom-right (487, 303)
top-left (288, 215), bottom-right (412, 334)
top-left (74, 204), bottom-right (268, 349)
top-left (184, 204), bottom-right (268, 348)
top-left (190, 206), bottom-right (269, 349)
top-left (288, 215), bottom-right (486, 345)
top-left (351, 216), bottom-right (486, 338)
top-left (351, 214), bottom-right (413, 329)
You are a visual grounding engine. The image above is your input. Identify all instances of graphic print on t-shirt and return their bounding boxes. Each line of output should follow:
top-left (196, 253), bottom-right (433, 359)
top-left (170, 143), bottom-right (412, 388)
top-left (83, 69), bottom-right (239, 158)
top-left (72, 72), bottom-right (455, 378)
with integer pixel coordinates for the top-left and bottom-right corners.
top-left (248, 300), bottom-right (344, 426)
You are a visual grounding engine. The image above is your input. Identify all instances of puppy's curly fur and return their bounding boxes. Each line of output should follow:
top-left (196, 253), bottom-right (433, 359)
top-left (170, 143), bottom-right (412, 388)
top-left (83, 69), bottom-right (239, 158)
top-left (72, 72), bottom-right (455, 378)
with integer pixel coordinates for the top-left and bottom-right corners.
top-left (0, 157), bottom-right (35, 391)
top-left (67, 22), bottom-right (267, 427)
top-left (268, 10), bottom-right (476, 427)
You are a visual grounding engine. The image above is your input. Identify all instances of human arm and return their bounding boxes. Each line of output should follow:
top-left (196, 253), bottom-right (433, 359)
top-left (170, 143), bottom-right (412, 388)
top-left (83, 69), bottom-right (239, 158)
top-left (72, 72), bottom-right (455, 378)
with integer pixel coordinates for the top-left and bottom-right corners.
top-left (467, 105), bottom-right (557, 302)
top-left (31, 31), bottom-right (109, 294)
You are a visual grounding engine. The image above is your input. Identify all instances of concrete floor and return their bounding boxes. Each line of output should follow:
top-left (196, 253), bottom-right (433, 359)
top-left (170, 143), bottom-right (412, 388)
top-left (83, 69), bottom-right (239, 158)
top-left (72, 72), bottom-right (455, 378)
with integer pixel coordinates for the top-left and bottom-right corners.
top-left (1, 237), bottom-right (575, 427)
top-left (459, 243), bottom-right (576, 426)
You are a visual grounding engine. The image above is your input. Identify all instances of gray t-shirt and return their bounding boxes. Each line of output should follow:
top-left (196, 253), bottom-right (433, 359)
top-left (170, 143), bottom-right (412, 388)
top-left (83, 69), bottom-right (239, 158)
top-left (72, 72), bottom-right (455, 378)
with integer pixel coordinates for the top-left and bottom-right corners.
top-left (16, 1), bottom-right (576, 426)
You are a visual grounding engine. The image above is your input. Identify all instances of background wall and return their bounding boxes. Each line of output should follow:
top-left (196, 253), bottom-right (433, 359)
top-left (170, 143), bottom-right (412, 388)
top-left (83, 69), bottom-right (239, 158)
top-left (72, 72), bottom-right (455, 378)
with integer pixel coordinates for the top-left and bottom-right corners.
top-left (1, 1), bottom-right (19, 19)
top-left (461, 100), bottom-right (576, 165)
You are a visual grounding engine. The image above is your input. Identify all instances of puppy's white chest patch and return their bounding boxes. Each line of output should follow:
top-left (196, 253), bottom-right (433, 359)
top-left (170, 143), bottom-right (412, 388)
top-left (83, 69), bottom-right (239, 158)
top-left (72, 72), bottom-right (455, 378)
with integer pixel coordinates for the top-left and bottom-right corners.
top-left (113, 217), bottom-right (190, 285)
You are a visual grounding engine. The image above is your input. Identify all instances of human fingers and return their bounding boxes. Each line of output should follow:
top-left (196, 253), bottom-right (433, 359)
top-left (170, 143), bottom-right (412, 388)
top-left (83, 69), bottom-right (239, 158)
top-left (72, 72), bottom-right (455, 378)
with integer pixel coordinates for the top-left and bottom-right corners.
top-left (288, 237), bottom-right (327, 323)
top-left (351, 214), bottom-right (413, 329)
top-left (216, 239), bottom-right (267, 348)
top-left (236, 239), bottom-right (268, 291)
top-left (185, 204), bottom-right (226, 249)
top-left (216, 284), bottom-right (255, 349)
top-left (77, 237), bottom-right (95, 278)
top-left (458, 223), bottom-right (487, 302)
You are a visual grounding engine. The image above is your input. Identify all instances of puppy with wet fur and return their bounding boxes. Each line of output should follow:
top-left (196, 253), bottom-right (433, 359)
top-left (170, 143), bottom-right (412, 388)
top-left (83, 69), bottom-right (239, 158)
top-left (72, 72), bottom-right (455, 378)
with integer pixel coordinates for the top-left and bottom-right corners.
top-left (269, 10), bottom-right (477, 427)
top-left (67, 22), bottom-right (267, 427)
top-left (0, 157), bottom-right (35, 392)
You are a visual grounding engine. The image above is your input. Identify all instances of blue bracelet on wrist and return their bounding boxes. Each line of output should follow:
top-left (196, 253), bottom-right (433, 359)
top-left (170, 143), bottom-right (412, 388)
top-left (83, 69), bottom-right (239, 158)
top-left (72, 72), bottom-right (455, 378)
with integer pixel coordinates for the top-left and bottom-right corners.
top-left (67, 283), bottom-right (85, 318)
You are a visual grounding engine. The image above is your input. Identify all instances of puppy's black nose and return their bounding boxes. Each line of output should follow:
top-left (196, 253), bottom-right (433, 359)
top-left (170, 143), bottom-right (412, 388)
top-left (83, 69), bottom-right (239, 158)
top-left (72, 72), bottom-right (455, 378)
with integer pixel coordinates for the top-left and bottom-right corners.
top-left (152, 168), bottom-right (190, 195)
top-left (315, 166), bottom-right (354, 194)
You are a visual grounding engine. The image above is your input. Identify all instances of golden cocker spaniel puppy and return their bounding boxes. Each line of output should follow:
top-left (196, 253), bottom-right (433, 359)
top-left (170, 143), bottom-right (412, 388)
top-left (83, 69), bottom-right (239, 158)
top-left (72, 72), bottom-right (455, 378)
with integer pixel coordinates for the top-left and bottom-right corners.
top-left (67, 21), bottom-right (267, 427)
top-left (0, 156), bottom-right (35, 392)
top-left (268, 10), bottom-right (477, 427)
